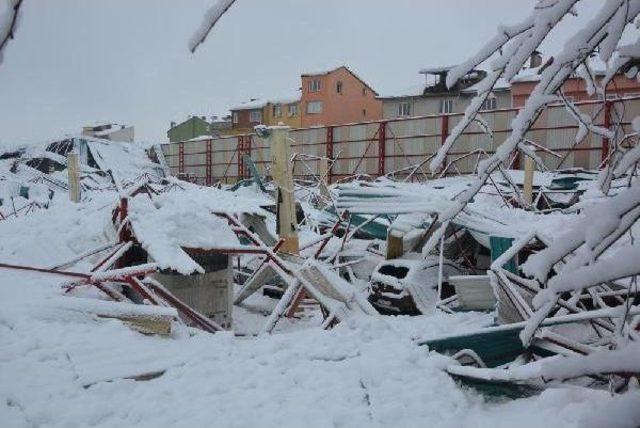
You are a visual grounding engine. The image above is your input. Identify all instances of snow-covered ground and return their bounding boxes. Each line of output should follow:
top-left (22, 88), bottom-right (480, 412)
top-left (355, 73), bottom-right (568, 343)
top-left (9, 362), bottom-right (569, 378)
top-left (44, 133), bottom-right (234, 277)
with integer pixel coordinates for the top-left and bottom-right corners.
top-left (1, 193), bottom-right (639, 428)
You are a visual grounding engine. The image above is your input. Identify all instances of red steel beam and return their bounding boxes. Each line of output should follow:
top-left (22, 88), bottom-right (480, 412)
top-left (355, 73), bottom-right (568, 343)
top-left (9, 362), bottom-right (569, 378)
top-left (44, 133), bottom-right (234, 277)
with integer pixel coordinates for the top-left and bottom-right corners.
top-left (326, 126), bottom-right (334, 184)
top-left (440, 114), bottom-right (449, 171)
top-left (378, 121), bottom-right (387, 176)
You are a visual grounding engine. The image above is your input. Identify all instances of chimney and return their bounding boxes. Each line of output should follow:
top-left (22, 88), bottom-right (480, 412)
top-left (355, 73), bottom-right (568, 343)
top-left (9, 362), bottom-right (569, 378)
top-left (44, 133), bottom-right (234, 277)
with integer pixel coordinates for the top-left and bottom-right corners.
top-left (530, 50), bottom-right (542, 68)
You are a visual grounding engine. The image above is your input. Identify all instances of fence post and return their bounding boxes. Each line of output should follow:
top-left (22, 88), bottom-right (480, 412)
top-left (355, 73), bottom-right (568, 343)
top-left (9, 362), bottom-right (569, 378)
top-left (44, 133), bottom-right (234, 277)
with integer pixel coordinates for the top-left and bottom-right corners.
top-left (378, 121), bottom-right (387, 176)
top-left (602, 100), bottom-right (612, 164)
top-left (205, 139), bottom-right (212, 186)
top-left (326, 126), bottom-right (334, 184)
top-left (178, 143), bottom-right (184, 175)
top-left (440, 114), bottom-right (449, 173)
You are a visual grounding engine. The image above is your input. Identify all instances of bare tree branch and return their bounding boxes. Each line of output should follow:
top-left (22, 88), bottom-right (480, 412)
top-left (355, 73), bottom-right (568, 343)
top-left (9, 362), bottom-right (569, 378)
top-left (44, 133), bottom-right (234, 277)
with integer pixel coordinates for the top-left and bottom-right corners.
top-left (0, 0), bottom-right (23, 64)
top-left (189, 0), bottom-right (237, 54)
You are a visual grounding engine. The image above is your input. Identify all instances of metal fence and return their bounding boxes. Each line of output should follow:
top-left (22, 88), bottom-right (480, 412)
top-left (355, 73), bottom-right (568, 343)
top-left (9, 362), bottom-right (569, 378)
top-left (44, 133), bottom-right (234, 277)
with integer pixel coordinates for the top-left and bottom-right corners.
top-left (161, 96), bottom-right (640, 185)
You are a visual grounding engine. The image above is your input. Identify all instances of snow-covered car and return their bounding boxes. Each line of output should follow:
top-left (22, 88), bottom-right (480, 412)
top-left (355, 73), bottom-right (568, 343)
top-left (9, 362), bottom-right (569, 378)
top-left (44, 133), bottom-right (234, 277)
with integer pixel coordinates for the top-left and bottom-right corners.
top-left (368, 256), bottom-right (464, 315)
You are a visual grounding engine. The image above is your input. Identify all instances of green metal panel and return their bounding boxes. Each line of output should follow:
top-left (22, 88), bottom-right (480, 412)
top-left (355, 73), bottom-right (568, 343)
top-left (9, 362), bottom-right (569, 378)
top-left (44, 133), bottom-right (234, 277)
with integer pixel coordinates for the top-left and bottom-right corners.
top-left (324, 206), bottom-right (390, 240)
top-left (490, 236), bottom-right (517, 274)
top-left (167, 117), bottom-right (211, 143)
top-left (422, 326), bottom-right (525, 368)
top-left (242, 155), bottom-right (266, 191)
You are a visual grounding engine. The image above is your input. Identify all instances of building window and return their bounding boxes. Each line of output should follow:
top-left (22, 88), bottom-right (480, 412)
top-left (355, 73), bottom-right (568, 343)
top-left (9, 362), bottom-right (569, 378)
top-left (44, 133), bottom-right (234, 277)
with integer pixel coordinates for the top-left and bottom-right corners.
top-left (480, 96), bottom-right (497, 111)
top-left (232, 112), bottom-right (239, 124)
top-left (273, 104), bottom-right (282, 118)
top-left (398, 102), bottom-right (410, 116)
top-left (336, 81), bottom-right (343, 94)
top-left (362, 109), bottom-right (366, 118)
top-left (307, 101), bottom-right (323, 114)
top-left (309, 79), bottom-right (321, 92)
top-left (249, 110), bottom-right (262, 123)
top-left (288, 103), bottom-right (298, 117)
top-left (362, 87), bottom-right (366, 96)
top-left (439, 99), bottom-right (453, 114)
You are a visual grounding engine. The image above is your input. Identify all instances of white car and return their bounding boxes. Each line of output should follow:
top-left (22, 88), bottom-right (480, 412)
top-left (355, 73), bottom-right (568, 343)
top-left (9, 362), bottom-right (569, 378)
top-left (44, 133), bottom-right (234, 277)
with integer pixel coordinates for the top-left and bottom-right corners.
top-left (369, 256), bottom-right (463, 315)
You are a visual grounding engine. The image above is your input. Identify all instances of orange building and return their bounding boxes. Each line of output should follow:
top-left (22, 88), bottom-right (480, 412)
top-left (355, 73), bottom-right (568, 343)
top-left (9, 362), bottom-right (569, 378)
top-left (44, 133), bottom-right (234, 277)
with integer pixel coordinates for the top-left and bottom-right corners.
top-left (300, 66), bottom-right (382, 127)
top-left (511, 55), bottom-right (640, 107)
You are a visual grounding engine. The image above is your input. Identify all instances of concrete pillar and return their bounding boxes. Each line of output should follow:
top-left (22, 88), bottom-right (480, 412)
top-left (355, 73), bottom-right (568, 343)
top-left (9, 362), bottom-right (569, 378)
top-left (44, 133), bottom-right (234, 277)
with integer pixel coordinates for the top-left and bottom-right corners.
top-left (270, 126), bottom-right (299, 254)
top-left (523, 155), bottom-right (534, 205)
top-left (318, 157), bottom-right (331, 201)
top-left (67, 152), bottom-right (81, 202)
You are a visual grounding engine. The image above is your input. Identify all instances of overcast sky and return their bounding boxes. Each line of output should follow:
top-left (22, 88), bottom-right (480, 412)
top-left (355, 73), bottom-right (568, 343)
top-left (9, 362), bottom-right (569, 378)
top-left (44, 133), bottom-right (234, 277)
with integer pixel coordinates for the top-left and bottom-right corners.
top-left (0, 0), bottom-right (600, 145)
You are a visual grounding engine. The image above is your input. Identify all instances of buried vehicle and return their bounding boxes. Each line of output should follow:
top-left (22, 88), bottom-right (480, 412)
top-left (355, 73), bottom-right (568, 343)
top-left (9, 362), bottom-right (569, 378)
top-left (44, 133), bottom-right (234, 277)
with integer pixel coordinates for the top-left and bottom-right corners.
top-left (368, 256), bottom-right (464, 315)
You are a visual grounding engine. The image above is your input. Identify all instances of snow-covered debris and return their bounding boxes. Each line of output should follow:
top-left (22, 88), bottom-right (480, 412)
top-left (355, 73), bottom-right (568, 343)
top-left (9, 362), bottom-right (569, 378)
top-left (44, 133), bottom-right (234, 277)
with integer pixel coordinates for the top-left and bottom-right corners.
top-left (127, 191), bottom-right (241, 275)
top-left (86, 138), bottom-right (166, 190)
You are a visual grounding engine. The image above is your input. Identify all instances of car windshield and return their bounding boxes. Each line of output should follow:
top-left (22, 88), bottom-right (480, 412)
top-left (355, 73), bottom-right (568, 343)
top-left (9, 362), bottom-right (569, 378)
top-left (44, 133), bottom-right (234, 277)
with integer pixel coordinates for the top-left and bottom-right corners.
top-left (378, 264), bottom-right (409, 279)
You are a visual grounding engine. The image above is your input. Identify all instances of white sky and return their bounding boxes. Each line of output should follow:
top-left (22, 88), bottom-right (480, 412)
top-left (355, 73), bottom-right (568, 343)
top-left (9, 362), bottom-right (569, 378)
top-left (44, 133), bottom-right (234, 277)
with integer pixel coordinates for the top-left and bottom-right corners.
top-left (0, 0), bottom-right (601, 145)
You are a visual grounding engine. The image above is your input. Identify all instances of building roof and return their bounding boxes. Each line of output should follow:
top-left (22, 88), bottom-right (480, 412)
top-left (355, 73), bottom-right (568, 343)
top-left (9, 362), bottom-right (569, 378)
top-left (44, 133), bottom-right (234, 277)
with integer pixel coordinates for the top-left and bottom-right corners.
top-left (231, 91), bottom-right (301, 111)
top-left (169, 116), bottom-right (210, 131)
top-left (511, 54), bottom-right (608, 83)
top-left (230, 99), bottom-right (268, 111)
top-left (301, 65), bottom-right (379, 96)
top-left (379, 62), bottom-right (515, 100)
top-left (269, 92), bottom-right (301, 105)
top-left (461, 76), bottom-right (510, 94)
top-left (419, 65), bottom-right (456, 74)
top-left (376, 83), bottom-right (427, 100)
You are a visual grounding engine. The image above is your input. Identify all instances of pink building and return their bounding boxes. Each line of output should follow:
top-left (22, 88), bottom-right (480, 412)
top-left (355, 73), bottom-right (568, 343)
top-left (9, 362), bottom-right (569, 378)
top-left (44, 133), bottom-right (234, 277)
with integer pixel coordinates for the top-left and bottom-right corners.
top-left (300, 66), bottom-right (382, 127)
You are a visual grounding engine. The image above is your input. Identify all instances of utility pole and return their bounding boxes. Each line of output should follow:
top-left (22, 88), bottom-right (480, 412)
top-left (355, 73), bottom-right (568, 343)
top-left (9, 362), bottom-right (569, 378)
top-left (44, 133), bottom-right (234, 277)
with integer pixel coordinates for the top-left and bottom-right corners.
top-left (269, 126), bottom-right (299, 254)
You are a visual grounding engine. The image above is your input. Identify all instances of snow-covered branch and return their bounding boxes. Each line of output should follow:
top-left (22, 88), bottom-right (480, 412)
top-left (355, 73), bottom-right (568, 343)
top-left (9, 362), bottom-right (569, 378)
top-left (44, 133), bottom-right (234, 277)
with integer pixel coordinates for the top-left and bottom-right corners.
top-left (0, 0), bottom-right (22, 64)
top-left (188, 0), bottom-right (236, 54)
top-left (421, 0), bottom-right (640, 257)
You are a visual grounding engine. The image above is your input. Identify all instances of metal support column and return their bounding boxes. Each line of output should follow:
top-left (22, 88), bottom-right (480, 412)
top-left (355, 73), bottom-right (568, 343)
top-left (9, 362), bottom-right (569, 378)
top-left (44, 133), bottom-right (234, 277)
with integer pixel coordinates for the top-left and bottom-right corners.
top-left (237, 135), bottom-right (244, 180)
top-left (378, 121), bottom-right (386, 176)
top-left (245, 135), bottom-right (252, 177)
top-left (205, 139), bottom-right (212, 186)
top-left (178, 143), bottom-right (185, 175)
top-left (602, 100), bottom-right (612, 164)
top-left (440, 114), bottom-right (449, 174)
top-left (326, 126), bottom-right (334, 183)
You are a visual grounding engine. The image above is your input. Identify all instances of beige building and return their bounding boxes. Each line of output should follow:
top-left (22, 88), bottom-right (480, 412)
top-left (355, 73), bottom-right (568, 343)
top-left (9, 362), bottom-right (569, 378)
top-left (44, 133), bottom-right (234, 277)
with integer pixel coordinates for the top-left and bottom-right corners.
top-left (379, 67), bottom-right (511, 119)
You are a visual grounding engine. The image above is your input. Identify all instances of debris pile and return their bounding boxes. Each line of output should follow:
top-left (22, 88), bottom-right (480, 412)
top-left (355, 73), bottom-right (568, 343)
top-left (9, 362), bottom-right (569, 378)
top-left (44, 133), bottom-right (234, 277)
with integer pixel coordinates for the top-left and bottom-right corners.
top-left (1, 125), bottom-right (639, 426)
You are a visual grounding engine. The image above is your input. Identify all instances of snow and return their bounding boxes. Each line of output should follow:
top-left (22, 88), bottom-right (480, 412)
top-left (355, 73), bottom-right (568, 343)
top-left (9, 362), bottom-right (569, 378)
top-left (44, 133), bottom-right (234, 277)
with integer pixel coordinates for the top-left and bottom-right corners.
top-left (230, 98), bottom-right (267, 111)
top-left (448, 341), bottom-right (640, 383)
top-left (2, 266), bottom-right (638, 428)
top-left (87, 138), bottom-right (165, 189)
top-left (1, 165), bottom-right (637, 426)
top-left (125, 182), bottom-right (272, 274)
top-left (419, 65), bottom-right (457, 74)
top-left (2, 0), bottom-right (640, 421)
top-left (270, 92), bottom-right (301, 105)
top-left (301, 65), bottom-right (343, 76)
